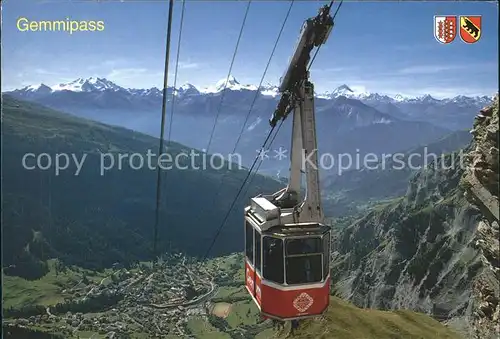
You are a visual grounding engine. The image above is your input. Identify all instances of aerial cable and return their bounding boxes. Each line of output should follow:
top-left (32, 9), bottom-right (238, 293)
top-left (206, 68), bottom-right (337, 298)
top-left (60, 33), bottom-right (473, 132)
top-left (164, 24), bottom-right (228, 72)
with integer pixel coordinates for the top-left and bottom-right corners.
top-left (202, 125), bottom-right (276, 260)
top-left (332, 0), bottom-right (344, 18)
top-left (162, 0), bottom-right (186, 251)
top-left (224, 0), bottom-right (294, 157)
top-left (203, 0), bottom-right (342, 259)
top-left (201, 1), bottom-right (295, 259)
top-left (166, 0), bottom-right (186, 146)
top-left (327, 0), bottom-right (336, 11)
top-left (153, 0), bottom-right (175, 260)
top-left (195, 0), bottom-right (294, 254)
top-left (241, 119), bottom-right (284, 200)
top-left (190, 0), bottom-right (251, 218)
top-left (202, 121), bottom-right (283, 260)
top-left (204, 0), bottom-right (252, 156)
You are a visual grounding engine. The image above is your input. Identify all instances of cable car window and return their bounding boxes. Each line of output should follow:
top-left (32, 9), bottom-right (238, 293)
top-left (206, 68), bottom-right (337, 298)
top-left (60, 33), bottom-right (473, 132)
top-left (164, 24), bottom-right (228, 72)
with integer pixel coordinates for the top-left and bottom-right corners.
top-left (286, 255), bottom-right (322, 284)
top-left (255, 230), bottom-right (261, 272)
top-left (286, 237), bottom-right (322, 255)
top-left (245, 221), bottom-right (253, 265)
top-left (262, 237), bottom-right (284, 284)
top-left (323, 233), bottom-right (330, 279)
top-left (285, 237), bottom-right (323, 284)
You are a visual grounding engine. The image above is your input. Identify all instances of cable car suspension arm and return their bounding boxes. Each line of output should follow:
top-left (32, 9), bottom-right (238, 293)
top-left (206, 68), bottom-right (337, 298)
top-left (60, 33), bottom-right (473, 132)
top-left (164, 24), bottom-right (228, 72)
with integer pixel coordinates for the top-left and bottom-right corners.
top-left (266, 3), bottom-right (335, 223)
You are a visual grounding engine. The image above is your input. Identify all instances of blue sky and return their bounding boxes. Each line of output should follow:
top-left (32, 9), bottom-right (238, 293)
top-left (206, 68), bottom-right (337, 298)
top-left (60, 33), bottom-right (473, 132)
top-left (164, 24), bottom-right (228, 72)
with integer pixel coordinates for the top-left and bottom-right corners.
top-left (2, 0), bottom-right (498, 97)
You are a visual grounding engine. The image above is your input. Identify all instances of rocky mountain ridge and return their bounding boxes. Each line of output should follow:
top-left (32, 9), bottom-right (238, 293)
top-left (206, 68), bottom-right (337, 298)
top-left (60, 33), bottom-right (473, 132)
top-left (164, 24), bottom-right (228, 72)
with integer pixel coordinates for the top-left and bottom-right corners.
top-left (462, 95), bottom-right (499, 339)
top-left (331, 96), bottom-right (499, 338)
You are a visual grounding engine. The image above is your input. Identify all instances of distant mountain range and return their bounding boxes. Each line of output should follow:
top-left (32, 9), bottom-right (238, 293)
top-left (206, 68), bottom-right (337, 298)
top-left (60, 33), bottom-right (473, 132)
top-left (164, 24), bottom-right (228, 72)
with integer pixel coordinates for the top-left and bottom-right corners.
top-left (6, 76), bottom-right (493, 130)
top-left (8, 75), bottom-right (493, 105)
top-left (4, 76), bottom-right (493, 178)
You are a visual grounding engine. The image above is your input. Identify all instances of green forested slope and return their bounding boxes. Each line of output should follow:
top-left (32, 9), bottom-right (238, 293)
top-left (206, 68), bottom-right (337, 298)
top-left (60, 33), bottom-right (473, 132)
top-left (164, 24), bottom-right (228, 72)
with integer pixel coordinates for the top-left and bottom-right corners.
top-left (1, 96), bottom-right (283, 278)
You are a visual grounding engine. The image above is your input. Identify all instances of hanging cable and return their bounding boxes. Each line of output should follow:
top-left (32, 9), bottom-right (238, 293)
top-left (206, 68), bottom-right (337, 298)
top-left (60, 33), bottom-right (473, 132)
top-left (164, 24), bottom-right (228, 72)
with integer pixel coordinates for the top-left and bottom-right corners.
top-left (166, 0), bottom-right (186, 146)
top-left (202, 125), bottom-right (277, 259)
top-left (240, 119), bottom-right (284, 201)
top-left (203, 0), bottom-right (252, 156)
top-left (225, 0), bottom-right (293, 158)
top-left (162, 0), bottom-right (186, 251)
top-left (203, 0), bottom-right (344, 259)
top-left (195, 0), bottom-right (294, 254)
top-left (189, 0), bottom-right (251, 247)
top-left (153, 0), bottom-right (175, 259)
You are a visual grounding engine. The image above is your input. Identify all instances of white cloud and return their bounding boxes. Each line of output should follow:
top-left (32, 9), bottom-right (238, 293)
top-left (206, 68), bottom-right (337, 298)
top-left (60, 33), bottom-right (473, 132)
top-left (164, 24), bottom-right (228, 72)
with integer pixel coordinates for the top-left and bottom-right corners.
top-left (178, 61), bottom-right (200, 69)
top-left (107, 68), bottom-right (149, 79)
top-left (396, 64), bottom-right (465, 75)
top-left (34, 68), bottom-right (54, 75)
top-left (395, 62), bottom-right (497, 75)
top-left (104, 68), bottom-right (176, 88)
top-left (88, 58), bottom-right (130, 71)
top-left (391, 43), bottom-right (435, 52)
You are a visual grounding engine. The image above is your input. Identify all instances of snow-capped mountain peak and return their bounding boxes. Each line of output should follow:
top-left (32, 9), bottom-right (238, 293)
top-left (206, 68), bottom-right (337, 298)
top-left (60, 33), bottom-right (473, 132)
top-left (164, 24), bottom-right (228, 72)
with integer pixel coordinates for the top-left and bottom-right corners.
top-left (202, 75), bottom-right (258, 93)
top-left (417, 94), bottom-right (437, 102)
top-left (179, 83), bottom-right (197, 91)
top-left (51, 77), bottom-right (124, 92)
top-left (259, 82), bottom-right (280, 97)
top-left (23, 83), bottom-right (53, 93)
top-left (86, 77), bottom-right (123, 91)
top-left (393, 94), bottom-right (410, 102)
top-left (216, 75), bottom-right (239, 90)
top-left (318, 84), bottom-right (371, 100)
top-left (12, 84), bottom-right (54, 97)
top-left (6, 77), bottom-right (494, 108)
top-left (332, 84), bottom-right (354, 96)
top-left (51, 78), bottom-right (86, 92)
top-left (177, 82), bottom-right (200, 96)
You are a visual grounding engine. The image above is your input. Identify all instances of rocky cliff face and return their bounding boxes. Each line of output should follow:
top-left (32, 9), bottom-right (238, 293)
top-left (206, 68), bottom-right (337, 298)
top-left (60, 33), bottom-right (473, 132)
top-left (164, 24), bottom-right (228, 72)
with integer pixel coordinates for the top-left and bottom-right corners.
top-left (462, 95), bottom-right (499, 339)
top-left (331, 96), bottom-right (499, 338)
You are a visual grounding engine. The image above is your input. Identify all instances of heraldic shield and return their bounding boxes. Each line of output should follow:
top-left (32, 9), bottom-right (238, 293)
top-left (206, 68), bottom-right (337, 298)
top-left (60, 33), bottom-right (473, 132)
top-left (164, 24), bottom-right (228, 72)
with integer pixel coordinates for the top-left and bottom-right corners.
top-left (460, 16), bottom-right (482, 44)
top-left (434, 16), bottom-right (457, 44)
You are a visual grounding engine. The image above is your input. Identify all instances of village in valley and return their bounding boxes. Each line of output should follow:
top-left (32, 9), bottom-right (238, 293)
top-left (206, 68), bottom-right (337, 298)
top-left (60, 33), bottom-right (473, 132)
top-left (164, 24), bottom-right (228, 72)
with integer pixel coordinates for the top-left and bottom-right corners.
top-left (3, 253), bottom-right (273, 338)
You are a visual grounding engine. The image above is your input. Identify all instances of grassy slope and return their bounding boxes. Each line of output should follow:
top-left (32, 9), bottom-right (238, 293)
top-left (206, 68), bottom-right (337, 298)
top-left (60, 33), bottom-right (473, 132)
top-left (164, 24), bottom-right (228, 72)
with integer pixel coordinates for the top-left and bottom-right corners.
top-left (256, 297), bottom-right (461, 339)
top-left (2, 259), bottom-right (112, 309)
top-left (206, 255), bottom-right (462, 339)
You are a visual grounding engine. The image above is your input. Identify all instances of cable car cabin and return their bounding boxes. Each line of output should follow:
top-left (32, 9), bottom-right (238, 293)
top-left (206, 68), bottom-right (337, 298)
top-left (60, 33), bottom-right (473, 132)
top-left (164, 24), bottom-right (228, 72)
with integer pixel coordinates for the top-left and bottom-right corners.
top-left (243, 2), bottom-right (336, 322)
top-left (244, 198), bottom-right (331, 321)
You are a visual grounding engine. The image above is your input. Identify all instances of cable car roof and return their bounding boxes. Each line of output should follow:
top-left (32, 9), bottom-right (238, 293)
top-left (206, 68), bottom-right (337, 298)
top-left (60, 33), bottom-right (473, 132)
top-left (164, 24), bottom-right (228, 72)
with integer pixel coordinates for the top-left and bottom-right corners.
top-left (262, 223), bottom-right (330, 237)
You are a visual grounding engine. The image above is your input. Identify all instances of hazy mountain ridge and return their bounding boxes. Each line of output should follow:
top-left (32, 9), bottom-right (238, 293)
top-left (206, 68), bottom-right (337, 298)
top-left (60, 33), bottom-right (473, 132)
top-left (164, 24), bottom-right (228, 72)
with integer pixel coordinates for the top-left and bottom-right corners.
top-left (6, 76), bottom-right (459, 180)
top-left (322, 129), bottom-right (473, 216)
top-left (5, 77), bottom-right (492, 133)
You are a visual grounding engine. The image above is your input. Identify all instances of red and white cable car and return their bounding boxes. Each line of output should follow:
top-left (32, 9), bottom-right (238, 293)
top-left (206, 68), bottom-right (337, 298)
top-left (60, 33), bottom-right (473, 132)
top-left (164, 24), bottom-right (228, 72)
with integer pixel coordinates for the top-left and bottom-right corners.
top-left (244, 4), bottom-right (334, 321)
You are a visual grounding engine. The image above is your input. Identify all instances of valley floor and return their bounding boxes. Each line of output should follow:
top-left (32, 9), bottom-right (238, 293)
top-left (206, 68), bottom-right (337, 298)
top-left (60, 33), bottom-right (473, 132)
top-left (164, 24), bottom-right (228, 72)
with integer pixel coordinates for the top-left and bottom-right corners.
top-left (3, 253), bottom-right (462, 339)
